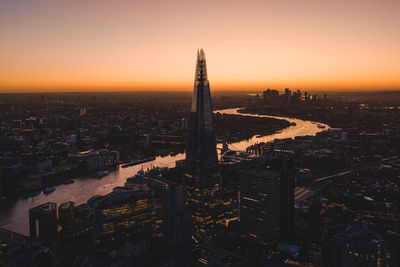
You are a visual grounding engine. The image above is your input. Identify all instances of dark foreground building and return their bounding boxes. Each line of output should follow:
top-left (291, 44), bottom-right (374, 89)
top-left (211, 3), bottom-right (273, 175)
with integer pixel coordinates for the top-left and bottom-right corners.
top-left (184, 49), bottom-right (221, 243)
top-left (29, 202), bottom-right (57, 241)
top-left (240, 168), bottom-right (280, 249)
top-left (0, 228), bottom-right (51, 266)
top-left (276, 153), bottom-right (295, 241)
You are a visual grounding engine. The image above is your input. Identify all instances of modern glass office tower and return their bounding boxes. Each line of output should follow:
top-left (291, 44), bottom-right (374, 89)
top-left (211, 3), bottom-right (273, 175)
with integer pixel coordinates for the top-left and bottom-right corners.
top-left (184, 49), bottom-right (221, 243)
top-left (240, 168), bottom-right (280, 248)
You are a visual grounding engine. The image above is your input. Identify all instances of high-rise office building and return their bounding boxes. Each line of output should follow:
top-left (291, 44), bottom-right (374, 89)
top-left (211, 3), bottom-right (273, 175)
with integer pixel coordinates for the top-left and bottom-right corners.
top-left (184, 49), bottom-right (221, 243)
top-left (162, 182), bottom-right (188, 245)
top-left (29, 202), bottom-right (57, 241)
top-left (219, 151), bottom-right (264, 228)
top-left (272, 153), bottom-right (295, 241)
top-left (263, 89), bottom-right (280, 105)
top-left (285, 88), bottom-right (291, 104)
top-left (240, 168), bottom-right (280, 248)
top-left (93, 190), bottom-right (158, 248)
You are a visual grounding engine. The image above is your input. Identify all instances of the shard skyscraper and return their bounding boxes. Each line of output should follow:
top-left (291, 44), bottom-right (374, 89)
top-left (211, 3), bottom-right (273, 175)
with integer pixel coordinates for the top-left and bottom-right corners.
top-left (184, 49), bottom-right (221, 243)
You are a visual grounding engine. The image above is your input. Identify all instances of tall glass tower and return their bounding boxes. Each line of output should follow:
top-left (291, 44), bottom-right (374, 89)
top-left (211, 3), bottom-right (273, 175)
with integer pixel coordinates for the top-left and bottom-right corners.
top-left (184, 49), bottom-right (221, 243)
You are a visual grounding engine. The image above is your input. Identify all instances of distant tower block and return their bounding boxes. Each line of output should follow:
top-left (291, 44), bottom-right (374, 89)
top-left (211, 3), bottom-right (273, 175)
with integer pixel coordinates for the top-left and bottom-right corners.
top-left (29, 202), bottom-right (57, 241)
top-left (58, 201), bottom-right (75, 227)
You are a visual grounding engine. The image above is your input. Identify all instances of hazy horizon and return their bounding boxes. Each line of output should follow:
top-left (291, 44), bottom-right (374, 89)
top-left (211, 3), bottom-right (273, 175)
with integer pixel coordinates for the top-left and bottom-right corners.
top-left (1, 88), bottom-right (400, 95)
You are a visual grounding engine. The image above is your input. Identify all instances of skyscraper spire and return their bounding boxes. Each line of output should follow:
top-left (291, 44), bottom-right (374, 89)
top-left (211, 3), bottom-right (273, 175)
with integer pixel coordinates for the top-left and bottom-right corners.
top-left (187, 49), bottom-right (217, 173)
top-left (184, 49), bottom-right (220, 243)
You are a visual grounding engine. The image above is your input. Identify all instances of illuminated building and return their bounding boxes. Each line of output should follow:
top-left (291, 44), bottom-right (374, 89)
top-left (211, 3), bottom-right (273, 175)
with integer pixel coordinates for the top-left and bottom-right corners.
top-left (124, 174), bottom-right (189, 245)
top-left (240, 168), bottom-right (280, 248)
top-left (184, 49), bottom-right (221, 243)
top-left (192, 243), bottom-right (248, 266)
top-left (93, 190), bottom-right (160, 248)
top-left (219, 150), bottom-right (263, 227)
top-left (29, 202), bottom-right (57, 241)
top-left (330, 222), bottom-right (386, 267)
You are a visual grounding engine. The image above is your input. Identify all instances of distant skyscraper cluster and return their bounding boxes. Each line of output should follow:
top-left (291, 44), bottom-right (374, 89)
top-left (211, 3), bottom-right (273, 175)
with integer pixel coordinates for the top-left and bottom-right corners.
top-left (262, 88), bottom-right (327, 106)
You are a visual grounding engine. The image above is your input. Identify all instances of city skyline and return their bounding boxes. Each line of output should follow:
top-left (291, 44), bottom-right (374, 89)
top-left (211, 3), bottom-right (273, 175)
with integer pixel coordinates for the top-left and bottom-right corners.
top-left (2, 1), bottom-right (400, 264)
top-left (1, 56), bottom-right (400, 264)
top-left (1, 0), bottom-right (400, 92)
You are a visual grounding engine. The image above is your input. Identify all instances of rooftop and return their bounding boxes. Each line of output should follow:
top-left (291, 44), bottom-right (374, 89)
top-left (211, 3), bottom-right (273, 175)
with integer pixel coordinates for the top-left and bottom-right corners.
top-left (29, 202), bottom-right (56, 214)
top-left (59, 201), bottom-right (74, 210)
top-left (240, 168), bottom-right (280, 179)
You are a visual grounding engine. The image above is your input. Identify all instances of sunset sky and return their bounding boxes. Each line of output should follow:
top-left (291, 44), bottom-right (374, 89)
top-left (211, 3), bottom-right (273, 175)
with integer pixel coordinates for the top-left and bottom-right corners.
top-left (1, 0), bottom-right (399, 92)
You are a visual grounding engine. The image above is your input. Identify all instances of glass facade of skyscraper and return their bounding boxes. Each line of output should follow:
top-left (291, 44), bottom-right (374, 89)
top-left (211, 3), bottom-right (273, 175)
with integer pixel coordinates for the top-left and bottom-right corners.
top-left (184, 49), bottom-right (222, 243)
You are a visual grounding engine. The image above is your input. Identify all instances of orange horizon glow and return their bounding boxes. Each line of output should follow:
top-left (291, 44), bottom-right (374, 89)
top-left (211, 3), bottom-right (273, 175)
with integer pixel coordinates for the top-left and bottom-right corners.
top-left (1, 0), bottom-right (399, 93)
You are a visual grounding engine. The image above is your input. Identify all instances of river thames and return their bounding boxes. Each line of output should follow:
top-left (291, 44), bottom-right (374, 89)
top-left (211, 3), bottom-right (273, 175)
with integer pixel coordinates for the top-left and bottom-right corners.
top-left (0, 108), bottom-right (329, 235)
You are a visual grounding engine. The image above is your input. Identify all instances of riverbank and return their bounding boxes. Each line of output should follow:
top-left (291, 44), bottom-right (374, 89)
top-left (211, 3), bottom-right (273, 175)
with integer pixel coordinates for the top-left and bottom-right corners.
top-left (216, 108), bottom-right (329, 151)
top-left (0, 107), bottom-right (329, 235)
top-left (0, 153), bottom-right (185, 236)
top-left (214, 112), bottom-right (292, 143)
top-left (0, 110), bottom-right (292, 202)
top-left (239, 106), bottom-right (336, 127)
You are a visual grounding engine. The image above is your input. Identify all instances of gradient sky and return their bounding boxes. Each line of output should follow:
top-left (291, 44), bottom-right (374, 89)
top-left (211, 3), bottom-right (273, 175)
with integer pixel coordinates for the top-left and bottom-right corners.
top-left (1, 0), bottom-right (399, 92)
